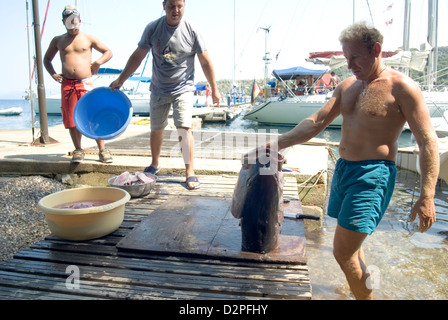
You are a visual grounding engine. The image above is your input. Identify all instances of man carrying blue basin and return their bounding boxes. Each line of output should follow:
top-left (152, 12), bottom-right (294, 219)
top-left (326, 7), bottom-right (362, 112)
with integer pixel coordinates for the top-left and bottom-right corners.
top-left (110, 0), bottom-right (221, 190)
top-left (44, 5), bottom-right (114, 163)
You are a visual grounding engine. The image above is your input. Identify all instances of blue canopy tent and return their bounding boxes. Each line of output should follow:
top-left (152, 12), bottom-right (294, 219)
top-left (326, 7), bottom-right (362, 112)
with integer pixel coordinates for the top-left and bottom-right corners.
top-left (128, 76), bottom-right (152, 83)
top-left (272, 63), bottom-right (330, 96)
top-left (273, 64), bottom-right (329, 80)
top-left (97, 68), bottom-right (123, 75)
top-left (194, 84), bottom-right (206, 91)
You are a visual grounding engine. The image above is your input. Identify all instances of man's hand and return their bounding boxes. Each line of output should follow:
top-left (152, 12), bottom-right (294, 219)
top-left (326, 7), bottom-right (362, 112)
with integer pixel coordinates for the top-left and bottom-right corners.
top-left (91, 62), bottom-right (101, 75)
top-left (109, 79), bottom-right (123, 91)
top-left (410, 196), bottom-right (436, 233)
top-left (52, 74), bottom-right (64, 83)
top-left (212, 90), bottom-right (221, 107)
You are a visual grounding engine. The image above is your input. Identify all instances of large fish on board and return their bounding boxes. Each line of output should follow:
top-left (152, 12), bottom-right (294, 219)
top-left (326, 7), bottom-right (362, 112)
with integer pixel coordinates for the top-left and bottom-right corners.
top-left (231, 148), bottom-right (284, 253)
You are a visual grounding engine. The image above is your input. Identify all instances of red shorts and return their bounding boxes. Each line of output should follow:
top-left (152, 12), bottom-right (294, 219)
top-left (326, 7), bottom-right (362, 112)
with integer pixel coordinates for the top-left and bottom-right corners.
top-left (61, 78), bottom-right (94, 128)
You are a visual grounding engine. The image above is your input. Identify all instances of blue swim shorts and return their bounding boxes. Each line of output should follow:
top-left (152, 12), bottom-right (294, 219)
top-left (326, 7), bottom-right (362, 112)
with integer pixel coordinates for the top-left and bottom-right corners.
top-left (328, 159), bottom-right (397, 235)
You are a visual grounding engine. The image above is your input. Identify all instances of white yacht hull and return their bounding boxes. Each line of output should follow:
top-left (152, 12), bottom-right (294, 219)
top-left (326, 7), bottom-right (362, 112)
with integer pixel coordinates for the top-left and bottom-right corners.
top-left (244, 95), bottom-right (342, 127)
top-left (244, 91), bottom-right (448, 128)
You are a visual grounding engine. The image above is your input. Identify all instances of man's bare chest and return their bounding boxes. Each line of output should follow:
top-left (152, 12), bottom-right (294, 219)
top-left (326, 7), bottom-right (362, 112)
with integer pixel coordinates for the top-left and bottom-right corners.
top-left (58, 36), bottom-right (91, 55)
top-left (342, 80), bottom-right (401, 119)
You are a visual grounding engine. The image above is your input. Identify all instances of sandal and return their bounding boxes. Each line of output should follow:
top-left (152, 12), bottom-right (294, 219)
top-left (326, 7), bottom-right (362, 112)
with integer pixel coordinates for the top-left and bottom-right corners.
top-left (186, 176), bottom-right (201, 190)
top-left (144, 165), bottom-right (161, 175)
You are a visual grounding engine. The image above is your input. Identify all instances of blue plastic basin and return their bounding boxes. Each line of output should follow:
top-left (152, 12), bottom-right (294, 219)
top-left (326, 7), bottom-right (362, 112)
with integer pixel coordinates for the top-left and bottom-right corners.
top-left (74, 87), bottom-right (133, 140)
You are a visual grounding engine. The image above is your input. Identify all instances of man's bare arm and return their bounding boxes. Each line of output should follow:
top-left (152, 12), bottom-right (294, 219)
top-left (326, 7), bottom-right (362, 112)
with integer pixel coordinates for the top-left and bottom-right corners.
top-left (89, 35), bottom-right (113, 75)
top-left (399, 78), bottom-right (439, 232)
top-left (269, 84), bottom-right (343, 151)
top-left (43, 37), bottom-right (63, 82)
top-left (109, 47), bottom-right (149, 90)
top-left (198, 50), bottom-right (220, 105)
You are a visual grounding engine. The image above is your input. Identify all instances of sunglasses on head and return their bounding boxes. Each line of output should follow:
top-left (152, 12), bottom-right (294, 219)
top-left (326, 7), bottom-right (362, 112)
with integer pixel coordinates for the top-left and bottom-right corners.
top-left (63, 9), bottom-right (80, 17)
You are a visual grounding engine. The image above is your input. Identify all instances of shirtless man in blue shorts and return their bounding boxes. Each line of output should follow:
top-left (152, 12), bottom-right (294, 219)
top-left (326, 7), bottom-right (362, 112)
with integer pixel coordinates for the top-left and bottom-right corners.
top-left (260, 22), bottom-right (440, 299)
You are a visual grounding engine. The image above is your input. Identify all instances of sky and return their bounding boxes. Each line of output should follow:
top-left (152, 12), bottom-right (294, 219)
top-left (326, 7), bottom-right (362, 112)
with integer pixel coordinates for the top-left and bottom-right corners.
top-left (1, 0), bottom-right (448, 99)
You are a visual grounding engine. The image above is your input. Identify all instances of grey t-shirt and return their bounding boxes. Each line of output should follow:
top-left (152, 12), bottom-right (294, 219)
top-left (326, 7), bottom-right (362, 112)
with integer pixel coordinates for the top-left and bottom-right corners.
top-left (138, 16), bottom-right (207, 97)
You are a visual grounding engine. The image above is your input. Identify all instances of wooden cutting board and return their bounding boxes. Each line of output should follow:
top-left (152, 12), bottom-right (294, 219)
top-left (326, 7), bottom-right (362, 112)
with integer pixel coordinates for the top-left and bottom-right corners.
top-left (117, 196), bottom-right (307, 264)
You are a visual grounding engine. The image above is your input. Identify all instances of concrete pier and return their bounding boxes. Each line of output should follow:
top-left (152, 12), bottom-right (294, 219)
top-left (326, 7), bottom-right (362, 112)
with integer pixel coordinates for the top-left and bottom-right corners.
top-left (0, 122), bottom-right (330, 207)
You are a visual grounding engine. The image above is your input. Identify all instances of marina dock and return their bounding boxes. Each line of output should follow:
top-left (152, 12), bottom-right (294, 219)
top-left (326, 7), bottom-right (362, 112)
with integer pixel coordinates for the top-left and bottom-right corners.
top-left (0, 123), bottom-right (330, 300)
top-left (193, 103), bottom-right (252, 122)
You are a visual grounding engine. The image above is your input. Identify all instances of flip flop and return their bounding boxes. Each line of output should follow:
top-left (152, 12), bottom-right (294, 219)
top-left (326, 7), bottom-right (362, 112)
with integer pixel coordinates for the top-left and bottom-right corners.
top-left (186, 176), bottom-right (201, 190)
top-left (144, 165), bottom-right (161, 175)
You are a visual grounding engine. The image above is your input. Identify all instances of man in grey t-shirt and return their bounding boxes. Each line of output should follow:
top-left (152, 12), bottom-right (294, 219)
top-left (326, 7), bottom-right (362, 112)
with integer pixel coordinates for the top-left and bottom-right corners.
top-left (110, 0), bottom-right (220, 190)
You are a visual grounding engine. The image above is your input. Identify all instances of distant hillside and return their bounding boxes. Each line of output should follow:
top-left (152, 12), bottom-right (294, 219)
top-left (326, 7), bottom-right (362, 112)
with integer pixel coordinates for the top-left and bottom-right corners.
top-left (410, 46), bottom-right (448, 87)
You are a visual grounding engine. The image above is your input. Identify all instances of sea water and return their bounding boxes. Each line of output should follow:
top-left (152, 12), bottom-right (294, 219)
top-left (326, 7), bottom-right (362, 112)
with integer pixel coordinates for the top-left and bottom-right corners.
top-left (2, 98), bottom-right (447, 299)
top-left (0, 99), bottom-right (62, 130)
top-left (307, 168), bottom-right (448, 300)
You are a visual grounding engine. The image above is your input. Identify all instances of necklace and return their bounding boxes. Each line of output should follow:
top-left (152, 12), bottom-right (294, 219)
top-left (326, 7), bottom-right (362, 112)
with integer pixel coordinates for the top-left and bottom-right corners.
top-left (362, 66), bottom-right (387, 96)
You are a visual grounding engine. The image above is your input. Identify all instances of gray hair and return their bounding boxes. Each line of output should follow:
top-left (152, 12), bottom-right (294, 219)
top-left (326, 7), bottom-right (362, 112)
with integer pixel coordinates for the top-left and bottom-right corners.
top-left (339, 22), bottom-right (383, 53)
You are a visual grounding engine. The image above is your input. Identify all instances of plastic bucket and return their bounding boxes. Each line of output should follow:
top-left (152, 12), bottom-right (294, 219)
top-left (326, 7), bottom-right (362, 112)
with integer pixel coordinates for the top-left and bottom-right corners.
top-left (74, 87), bottom-right (133, 140)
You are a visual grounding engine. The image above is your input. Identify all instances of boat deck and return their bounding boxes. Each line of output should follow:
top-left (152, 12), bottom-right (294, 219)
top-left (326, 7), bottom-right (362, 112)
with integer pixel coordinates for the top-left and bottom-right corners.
top-left (0, 174), bottom-right (312, 300)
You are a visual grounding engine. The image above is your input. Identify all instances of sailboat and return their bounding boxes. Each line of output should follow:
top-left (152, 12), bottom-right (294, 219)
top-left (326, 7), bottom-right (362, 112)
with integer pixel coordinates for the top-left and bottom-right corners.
top-left (244, 0), bottom-right (448, 128)
top-left (244, 62), bottom-right (342, 127)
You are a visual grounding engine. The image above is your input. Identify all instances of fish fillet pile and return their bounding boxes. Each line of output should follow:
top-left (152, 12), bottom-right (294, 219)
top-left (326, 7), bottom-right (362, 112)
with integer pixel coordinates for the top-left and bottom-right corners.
top-left (110, 171), bottom-right (156, 186)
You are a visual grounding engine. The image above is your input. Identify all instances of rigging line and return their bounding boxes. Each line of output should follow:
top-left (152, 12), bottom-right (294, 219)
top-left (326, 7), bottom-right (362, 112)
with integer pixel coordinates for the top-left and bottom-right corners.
top-left (234, 0), bottom-right (270, 72)
top-left (272, 0), bottom-right (311, 69)
top-left (276, 0), bottom-right (302, 56)
top-left (366, 0), bottom-right (375, 25)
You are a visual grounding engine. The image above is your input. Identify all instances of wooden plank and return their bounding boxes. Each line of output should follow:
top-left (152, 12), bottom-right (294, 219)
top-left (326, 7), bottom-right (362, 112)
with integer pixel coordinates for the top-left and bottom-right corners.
top-left (31, 240), bottom-right (309, 271)
top-left (117, 196), bottom-right (230, 255)
top-left (0, 287), bottom-right (104, 300)
top-left (12, 248), bottom-right (309, 283)
top-left (0, 269), bottom-right (255, 300)
top-left (0, 255), bottom-right (310, 299)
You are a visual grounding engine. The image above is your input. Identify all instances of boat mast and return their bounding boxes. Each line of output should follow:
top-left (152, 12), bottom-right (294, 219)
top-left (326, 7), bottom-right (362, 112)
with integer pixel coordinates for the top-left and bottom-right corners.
top-left (233, 0), bottom-right (236, 91)
top-left (353, 0), bottom-right (355, 23)
top-left (259, 26), bottom-right (271, 86)
top-left (427, 0), bottom-right (438, 91)
top-left (403, 0), bottom-right (411, 76)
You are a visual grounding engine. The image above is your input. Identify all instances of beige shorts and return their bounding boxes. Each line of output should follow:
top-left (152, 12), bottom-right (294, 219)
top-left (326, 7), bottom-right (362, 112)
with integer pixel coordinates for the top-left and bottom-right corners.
top-left (150, 92), bottom-right (194, 131)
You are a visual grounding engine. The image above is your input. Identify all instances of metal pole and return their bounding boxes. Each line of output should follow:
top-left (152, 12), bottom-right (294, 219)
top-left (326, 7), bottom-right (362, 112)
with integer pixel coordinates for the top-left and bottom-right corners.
top-left (353, 0), bottom-right (355, 24)
top-left (233, 0), bottom-right (236, 89)
top-left (427, 0), bottom-right (437, 91)
top-left (31, 0), bottom-right (57, 145)
top-left (403, 0), bottom-right (411, 76)
top-left (259, 26), bottom-right (271, 85)
top-left (25, 0), bottom-right (36, 141)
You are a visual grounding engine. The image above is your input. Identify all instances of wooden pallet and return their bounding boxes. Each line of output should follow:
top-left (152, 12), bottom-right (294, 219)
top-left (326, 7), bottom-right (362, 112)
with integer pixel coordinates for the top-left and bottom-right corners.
top-left (0, 175), bottom-right (311, 300)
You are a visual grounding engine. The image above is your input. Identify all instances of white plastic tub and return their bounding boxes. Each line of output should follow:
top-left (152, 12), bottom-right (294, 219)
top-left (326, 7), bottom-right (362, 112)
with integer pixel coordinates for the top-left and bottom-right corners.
top-left (38, 187), bottom-right (130, 241)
